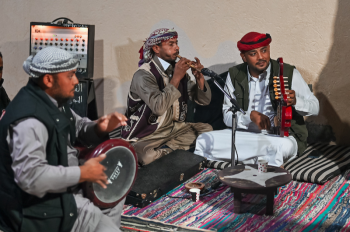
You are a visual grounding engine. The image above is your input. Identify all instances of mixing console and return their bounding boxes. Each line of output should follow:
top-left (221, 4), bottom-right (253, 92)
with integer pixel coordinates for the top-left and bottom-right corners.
top-left (31, 25), bottom-right (89, 71)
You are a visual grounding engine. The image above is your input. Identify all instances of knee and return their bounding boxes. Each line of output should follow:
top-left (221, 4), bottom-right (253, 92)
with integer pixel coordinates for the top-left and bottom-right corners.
top-left (280, 138), bottom-right (297, 160)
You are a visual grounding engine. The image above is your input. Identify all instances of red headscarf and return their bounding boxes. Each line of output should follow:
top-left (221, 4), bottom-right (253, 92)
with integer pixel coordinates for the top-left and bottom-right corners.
top-left (237, 32), bottom-right (271, 53)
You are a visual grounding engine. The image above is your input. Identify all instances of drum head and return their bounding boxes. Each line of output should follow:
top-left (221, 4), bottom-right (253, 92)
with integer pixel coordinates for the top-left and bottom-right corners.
top-left (92, 146), bottom-right (137, 204)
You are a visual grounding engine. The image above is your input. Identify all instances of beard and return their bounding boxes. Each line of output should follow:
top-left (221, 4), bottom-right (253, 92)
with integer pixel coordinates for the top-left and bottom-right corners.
top-left (51, 80), bottom-right (76, 107)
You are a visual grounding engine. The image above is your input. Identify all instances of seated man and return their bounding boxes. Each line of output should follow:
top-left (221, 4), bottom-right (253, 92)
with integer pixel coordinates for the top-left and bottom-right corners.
top-left (0, 47), bottom-right (128, 232)
top-left (116, 28), bottom-right (212, 165)
top-left (0, 52), bottom-right (11, 113)
top-left (194, 32), bottom-right (319, 167)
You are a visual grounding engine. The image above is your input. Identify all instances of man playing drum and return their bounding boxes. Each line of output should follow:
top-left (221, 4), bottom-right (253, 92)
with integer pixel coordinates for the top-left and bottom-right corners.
top-left (112, 28), bottom-right (213, 165)
top-left (194, 32), bottom-right (319, 167)
top-left (0, 47), bottom-right (128, 232)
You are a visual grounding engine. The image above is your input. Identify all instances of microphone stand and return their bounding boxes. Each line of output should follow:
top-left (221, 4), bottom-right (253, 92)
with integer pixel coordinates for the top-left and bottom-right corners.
top-left (209, 76), bottom-right (245, 166)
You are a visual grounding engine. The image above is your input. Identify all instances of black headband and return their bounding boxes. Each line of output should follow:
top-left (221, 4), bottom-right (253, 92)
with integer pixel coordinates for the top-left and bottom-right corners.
top-left (240, 34), bottom-right (271, 45)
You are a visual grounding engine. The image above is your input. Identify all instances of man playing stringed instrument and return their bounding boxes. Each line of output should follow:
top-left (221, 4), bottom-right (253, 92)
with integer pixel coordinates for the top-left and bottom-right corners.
top-left (194, 32), bottom-right (319, 167)
top-left (111, 28), bottom-right (212, 165)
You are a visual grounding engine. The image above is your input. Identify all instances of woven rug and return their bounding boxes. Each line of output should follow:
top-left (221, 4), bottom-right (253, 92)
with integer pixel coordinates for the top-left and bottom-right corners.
top-left (123, 168), bottom-right (350, 231)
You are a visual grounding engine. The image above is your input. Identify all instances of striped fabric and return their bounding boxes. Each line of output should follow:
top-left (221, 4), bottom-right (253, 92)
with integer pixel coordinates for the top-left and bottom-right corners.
top-left (284, 143), bottom-right (350, 184)
top-left (206, 160), bottom-right (231, 170)
top-left (109, 127), bottom-right (122, 139)
top-left (123, 168), bottom-right (350, 231)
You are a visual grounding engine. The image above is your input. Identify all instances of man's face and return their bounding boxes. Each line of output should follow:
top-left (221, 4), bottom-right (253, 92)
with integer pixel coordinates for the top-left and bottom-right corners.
top-left (240, 45), bottom-right (270, 74)
top-left (0, 57), bottom-right (3, 81)
top-left (48, 69), bottom-right (78, 105)
top-left (153, 38), bottom-right (179, 62)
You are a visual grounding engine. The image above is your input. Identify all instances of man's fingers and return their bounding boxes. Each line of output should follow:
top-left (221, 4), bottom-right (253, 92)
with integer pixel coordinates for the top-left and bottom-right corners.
top-left (96, 180), bottom-right (107, 189)
top-left (96, 153), bottom-right (106, 162)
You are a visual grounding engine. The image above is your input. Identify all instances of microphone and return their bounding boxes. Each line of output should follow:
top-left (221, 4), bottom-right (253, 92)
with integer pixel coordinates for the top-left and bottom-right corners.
top-left (200, 68), bottom-right (245, 115)
top-left (200, 68), bottom-right (221, 80)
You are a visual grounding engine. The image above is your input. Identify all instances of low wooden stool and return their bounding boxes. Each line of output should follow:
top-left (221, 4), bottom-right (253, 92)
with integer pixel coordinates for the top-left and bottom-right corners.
top-left (218, 164), bottom-right (292, 215)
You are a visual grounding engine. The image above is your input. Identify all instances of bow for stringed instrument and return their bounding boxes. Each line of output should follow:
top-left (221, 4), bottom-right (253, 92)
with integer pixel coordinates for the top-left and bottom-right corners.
top-left (273, 58), bottom-right (292, 137)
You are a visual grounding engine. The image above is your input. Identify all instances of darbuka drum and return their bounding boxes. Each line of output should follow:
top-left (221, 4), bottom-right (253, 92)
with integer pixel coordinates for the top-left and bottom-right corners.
top-left (78, 139), bottom-right (138, 208)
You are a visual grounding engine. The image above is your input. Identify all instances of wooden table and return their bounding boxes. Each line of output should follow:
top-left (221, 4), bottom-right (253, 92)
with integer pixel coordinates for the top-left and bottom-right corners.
top-left (218, 164), bottom-right (292, 215)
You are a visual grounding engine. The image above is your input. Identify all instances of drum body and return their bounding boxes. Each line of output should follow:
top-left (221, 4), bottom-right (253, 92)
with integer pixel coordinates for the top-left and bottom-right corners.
top-left (78, 139), bottom-right (138, 208)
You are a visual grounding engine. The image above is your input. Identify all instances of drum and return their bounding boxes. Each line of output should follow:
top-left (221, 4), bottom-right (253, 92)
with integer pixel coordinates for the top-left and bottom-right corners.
top-left (78, 139), bottom-right (138, 208)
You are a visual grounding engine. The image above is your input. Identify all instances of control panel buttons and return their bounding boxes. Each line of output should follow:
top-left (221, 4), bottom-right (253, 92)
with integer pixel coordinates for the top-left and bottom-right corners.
top-left (65, 48), bottom-right (67, 51)
top-left (45, 43), bottom-right (48, 46)
top-left (76, 39), bottom-right (79, 42)
top-left (76, 48), bottom-right (78, 51)
top-left (76, 43), bottom-right (79, 46)
top-left (35, 38), bottom-right (38, 40)
top-left (50, 43), bottom-right (53, 45)
top-left (61, 38), bottom-right (63, 41)
top-left (51, 38), bottom-right (54, 41)
top-left (60, 43), bottom-right (63, 46)
top-left (39, 47), bottom-right (42, 50)
top-left (35, 42), bottom-right (37, 45)
top-left (34, 47), bottom-right (37, 50)
top-left (70, 48), bottom-right (73, 51)
top-left (45, 38), bottom-right (48, 41)
top-left (71, 39), bottom-right (74, 41)
top-left (70, 43), bottom-right (73, 46)
top-left (65, 43), bottom-right (68, 46)
top-left (81, 49), bottom-right (84, 52)
top-left (82, 39), bottom-right (85, 42)
top-left (40, 38), bottom-right (43, 41)
top-left (56, 38), bottom-right (58, 41)
top-left (82, 44), bottom-right (85, 47)
top-left (66, 38), bottom-right (69, 41)
top-left (40, 42), bottom-right (43, 45)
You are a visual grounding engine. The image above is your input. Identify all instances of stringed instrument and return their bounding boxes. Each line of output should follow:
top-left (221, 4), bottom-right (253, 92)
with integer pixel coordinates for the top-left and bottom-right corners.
top-left (273, 58), bottom-right (292, 137)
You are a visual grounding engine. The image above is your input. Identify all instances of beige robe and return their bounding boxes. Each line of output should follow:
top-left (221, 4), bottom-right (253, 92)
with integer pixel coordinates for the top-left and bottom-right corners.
top-left (129, 56), bottom-right (213, 165)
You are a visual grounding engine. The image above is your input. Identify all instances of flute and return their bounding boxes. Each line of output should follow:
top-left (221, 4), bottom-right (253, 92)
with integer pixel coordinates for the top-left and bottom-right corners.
top-left (176, 55), bottom-right (201, 72)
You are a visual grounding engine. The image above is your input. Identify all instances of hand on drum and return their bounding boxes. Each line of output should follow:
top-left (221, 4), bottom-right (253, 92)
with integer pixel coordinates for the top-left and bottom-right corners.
top-left (79, 153), bottom-right (109, 188)
top-left (95, 112), bottom-right (128, 137)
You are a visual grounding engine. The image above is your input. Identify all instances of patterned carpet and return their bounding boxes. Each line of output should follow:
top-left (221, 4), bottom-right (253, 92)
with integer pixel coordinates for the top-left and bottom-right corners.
top-left (123, 168), bottom-right (350, 231)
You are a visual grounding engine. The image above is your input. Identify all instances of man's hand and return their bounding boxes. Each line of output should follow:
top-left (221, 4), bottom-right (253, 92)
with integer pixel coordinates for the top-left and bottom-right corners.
top-left (79, 154), bottom-right (108, 188)
top-left (170, 57), bottom-right (191, 88)
top-left (286, 90), bottom-right (296, 106)
top-left (95, 112), bottom-right (128, 137)
top-left (250, 111), bottom-right (271, 130)
top-left (190, 57), bottom-right (205, 90)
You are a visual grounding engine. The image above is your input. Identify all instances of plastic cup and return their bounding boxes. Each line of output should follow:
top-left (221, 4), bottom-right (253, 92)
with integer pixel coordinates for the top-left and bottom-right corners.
top-left (189, 188), bottom-right (200, 202)
top-left (258, 160), bottom-right (268, 173)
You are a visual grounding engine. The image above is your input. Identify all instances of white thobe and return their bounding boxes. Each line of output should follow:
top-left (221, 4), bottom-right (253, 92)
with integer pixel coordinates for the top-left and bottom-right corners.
top-left (194, 63), bottom-right (319, 167)
top-left (6, 95), bottom-right (124, 232)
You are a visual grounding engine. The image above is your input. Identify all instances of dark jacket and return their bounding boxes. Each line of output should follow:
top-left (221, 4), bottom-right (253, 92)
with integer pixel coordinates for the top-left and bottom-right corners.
top-left (0, 78), bottom-right (11, 112)
top-left (0, 79), bottom-right (77, 232)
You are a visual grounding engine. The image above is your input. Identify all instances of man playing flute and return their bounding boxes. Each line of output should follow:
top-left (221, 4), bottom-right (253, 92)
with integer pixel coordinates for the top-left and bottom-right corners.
top-left (112, 28), bottom-right (212, 165)
top-left (194, 32), bottom-right (319, 167)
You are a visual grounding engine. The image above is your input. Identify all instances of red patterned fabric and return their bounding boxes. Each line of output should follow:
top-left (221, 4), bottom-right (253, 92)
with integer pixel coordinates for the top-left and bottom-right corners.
top-left (237, 32), bottom-right (272, 52)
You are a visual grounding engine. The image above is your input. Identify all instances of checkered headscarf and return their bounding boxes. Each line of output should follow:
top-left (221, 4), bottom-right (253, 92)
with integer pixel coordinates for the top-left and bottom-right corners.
top-left (138, 28), bottom-right (178, 67)
top-left (23, 47), bottom-right (79, 77)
